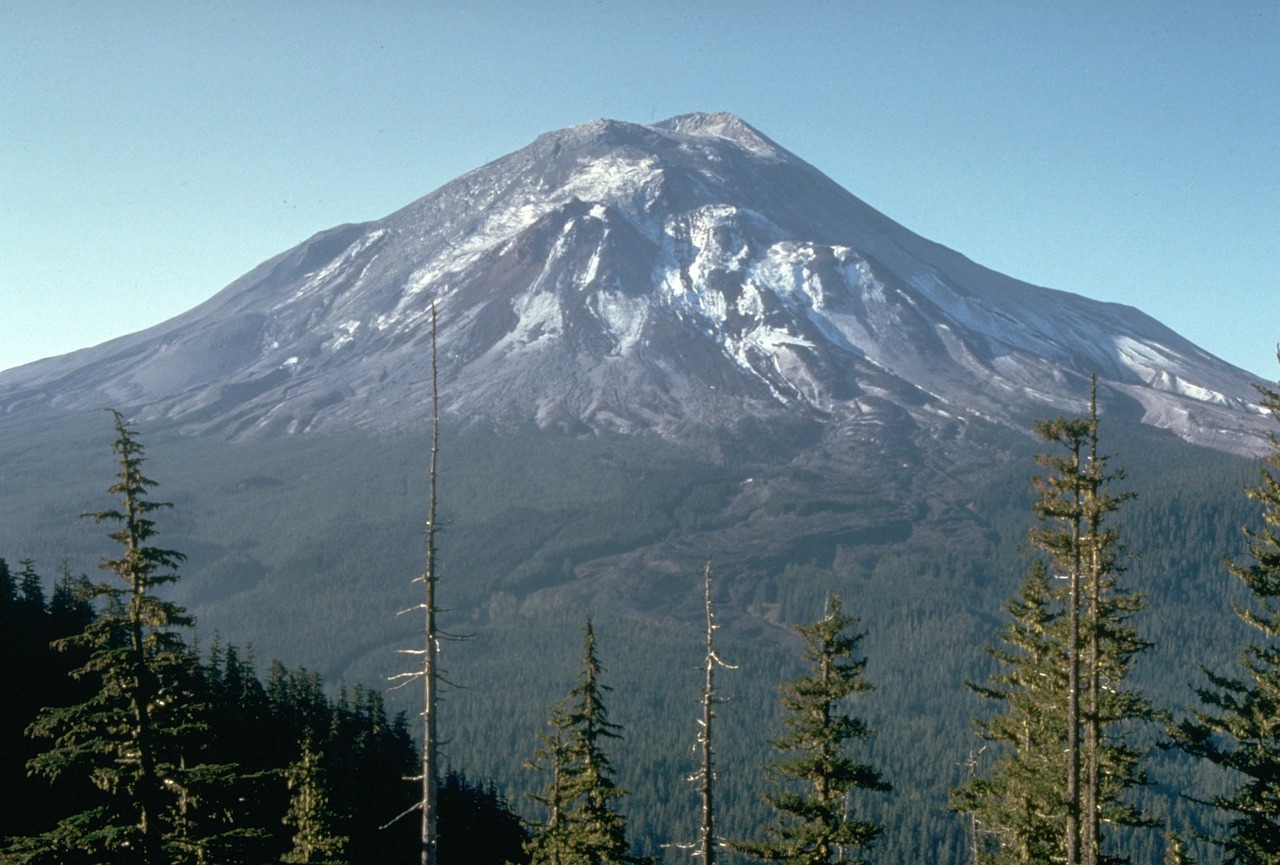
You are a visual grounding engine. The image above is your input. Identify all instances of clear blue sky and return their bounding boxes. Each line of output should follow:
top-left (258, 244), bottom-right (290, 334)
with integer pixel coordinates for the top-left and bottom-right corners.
top-left (3, 1), bottom-right (1277, 376)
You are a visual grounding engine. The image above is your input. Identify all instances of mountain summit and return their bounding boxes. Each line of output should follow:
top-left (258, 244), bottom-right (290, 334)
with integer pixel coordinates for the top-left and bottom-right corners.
top-left (0, 113), bottom-right (1267, 452)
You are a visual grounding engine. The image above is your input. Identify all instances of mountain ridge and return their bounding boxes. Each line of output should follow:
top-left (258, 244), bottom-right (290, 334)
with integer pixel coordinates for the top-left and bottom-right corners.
top-left (0, 112), bottom-right (1268, 454)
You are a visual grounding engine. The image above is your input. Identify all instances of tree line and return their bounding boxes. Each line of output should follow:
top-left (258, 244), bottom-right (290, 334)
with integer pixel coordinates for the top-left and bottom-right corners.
top-left (2, 353), bottom-right (1280, 864)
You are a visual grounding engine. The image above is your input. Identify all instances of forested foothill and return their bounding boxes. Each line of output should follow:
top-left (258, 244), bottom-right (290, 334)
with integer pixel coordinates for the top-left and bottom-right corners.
top-left (3, 356), bottom-right (1280, 864)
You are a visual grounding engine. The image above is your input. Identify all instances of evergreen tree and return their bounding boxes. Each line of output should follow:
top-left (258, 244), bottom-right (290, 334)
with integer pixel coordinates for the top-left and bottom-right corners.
top-left (525, 620), bottom-right (648, 865)
top-left (48, 560), bottom-right (96, 640)
top-left (16, 558), bottom-right (46, 616)
top-left (437, 771), bottom-right (529, 865)
top-left (524, 702), bottom-right (579, 865)
top-left (281, 737), bottom-right (349, 865)
top-left (742, 594), bottom-right (888, 865)
top-left (11, 410), bottom-right (237, 865)
top-left (950, 560), bottom-right (1069, 864)
top-left (953, 390), bottom-right (1159, 865)
top-left (0, 558), bottom-right (101, 851)
top-left (1173, 360), bottom-right (1280, 864)
top-left (0, 556), bottom-right (15, 606)
top-left (1163, 834), bottom-right (1197, 865)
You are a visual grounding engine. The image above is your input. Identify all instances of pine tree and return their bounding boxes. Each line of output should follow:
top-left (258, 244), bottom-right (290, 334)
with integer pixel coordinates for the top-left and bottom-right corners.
top-left (1173, 360), bottom-right (1280, 864)
top-left (16, 558), bottom-right (46, 616)
top-left (12, 410), bottom-right (235, 865)
top-left (281, 737), bottom-right (349, 865)
top-left (436, 771), bottom-right (529, 865)
top-left (742, 594), bottom-right (888, 865)
top-left (953, 388), bottom-right (1159, 865)
top-left (950, 560), bottom-right (1069, 865)
top-left (525, 620), bottom-right (647, 865)
top-left (524, 701), bottom-right (579, 865)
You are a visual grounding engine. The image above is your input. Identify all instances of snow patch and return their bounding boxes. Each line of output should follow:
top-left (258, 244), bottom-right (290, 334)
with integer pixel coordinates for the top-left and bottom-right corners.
top-left (594, 292), bottom-right (648, 354)
top-left (326, 320), bottom-right (361, 352)
top-left (275, 229), bottom-right (387, 310)
top-left (563, 155), bottom-right (662, 206)
top-left (506, 291), bottom-right (564, 348)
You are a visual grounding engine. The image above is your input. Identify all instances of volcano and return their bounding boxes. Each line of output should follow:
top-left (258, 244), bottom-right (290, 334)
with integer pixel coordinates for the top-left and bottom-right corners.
top-left (0, 112), bottom-right (1268, 455)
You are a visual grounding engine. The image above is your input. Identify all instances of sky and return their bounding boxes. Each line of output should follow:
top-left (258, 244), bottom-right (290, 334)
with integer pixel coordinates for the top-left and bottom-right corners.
top-left (2, 1), bottom-right (1277, 377)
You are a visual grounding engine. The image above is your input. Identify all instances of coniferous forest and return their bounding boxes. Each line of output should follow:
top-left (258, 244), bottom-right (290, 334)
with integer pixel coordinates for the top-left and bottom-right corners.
top-left (3, 356), bottom-right (1280, 865)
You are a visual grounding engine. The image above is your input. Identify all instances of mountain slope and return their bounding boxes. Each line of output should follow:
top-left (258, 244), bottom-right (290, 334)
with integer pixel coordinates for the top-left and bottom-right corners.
top-left (0, 112), bottom-right (1268, 454)
top-left (1, 113), bottom-right (1274, 865)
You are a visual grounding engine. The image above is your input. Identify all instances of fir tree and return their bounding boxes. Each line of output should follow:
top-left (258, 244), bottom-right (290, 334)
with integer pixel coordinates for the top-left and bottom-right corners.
top-left (1163, 834), bottom-right (1197, 865)
top-left (49, 560), bottom-right (96, 640)
top-left (525, 701), bottom-right (579, 865)
top-left (954, 389), bottom-right (1159, 865)
top-left (12, 410), bottom-right (237, 865)
top-left (0, 556), bottom-right (15, 606)
top-left (16, 558), bottom-right (46, 616)
top-left (525, 620), bottom-right (648, 865)
top-left (742, 594), bottom-right (888, 865)
top-left (1173, 359), bottom-right (1280, 864)
top-left (281, 737), bottom-right (349, 865)
top-left (951, 560), bottom-right (1069, 865)
top-left (436, 771), bottom-right (529, 865)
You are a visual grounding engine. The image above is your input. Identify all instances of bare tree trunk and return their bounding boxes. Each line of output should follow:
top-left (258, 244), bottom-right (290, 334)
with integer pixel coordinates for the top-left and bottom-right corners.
top-left (695, 555), bottom-right (733, 864)
top-left (699, 558), bottom-right (715, 865)
top-left (1083, 381), bottom-right (1101, 865)
top-left (1066, 440), bottom-right (1083, 865)
top-left (964, 746), bottom-right (985, 865)
top-left (422, 302), bottom-right (441, 865)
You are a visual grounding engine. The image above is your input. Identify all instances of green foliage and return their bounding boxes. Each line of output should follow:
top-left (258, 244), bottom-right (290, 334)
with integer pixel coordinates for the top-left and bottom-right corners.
top-left (281, 737), bottom-right (349, 865)
top-left (951, 560), bottom-right (1069, 864)
top-left (11, 411), bottom-right (239, 865)
top-left (1173, 373), bottom-right (1280, 864)
top-left (742, 594), bottom-right (888, 865)
top-left (524, 620), bottom-right (649, 865)
top-left (1, 401), bottom-right (1273, 864)
top-left (0, 558), bottom-right (100, 855)
top-left (955, 397), bottom-right (1161, 865)
top-left (437, 771), bottom-right (529, 865)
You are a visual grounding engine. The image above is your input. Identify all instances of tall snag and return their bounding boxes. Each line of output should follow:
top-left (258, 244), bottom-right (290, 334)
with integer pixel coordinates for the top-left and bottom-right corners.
top-left (388, 302), bottom-right (449, 865)
top-left (682, 555), bottom-right (736, 864)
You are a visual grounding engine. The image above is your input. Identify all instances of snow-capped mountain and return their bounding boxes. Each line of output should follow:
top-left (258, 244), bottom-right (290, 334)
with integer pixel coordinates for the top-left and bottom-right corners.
top-left (0, 112), bottom-right (1268, 452)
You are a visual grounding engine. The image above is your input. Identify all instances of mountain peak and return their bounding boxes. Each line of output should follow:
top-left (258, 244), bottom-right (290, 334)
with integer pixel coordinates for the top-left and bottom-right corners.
top-left (650, 112), bottom-right (783, 157)
top-left (0, 113), bottom-right (1268, 454)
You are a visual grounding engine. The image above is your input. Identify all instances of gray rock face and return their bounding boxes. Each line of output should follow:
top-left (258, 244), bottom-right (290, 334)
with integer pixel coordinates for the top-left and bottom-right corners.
top-left (0, 112), bottom-right (1268, 452)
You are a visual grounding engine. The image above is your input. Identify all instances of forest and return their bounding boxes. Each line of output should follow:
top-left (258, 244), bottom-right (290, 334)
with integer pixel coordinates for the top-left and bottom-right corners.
top-left (3, 367), bottom-right (1280, 865)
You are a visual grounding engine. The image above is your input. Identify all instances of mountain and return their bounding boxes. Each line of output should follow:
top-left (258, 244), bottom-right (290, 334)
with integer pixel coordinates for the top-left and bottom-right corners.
top-left (0, 112), bottom-right (1268, 454)
top-left (1, 114), bottom-right (1272, 863)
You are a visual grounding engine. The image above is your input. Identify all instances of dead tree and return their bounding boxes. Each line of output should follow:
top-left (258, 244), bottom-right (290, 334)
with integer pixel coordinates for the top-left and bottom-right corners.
top-left (388, 302), bottom-right (444, 865)
top-left (692, 555), bottom-right (734, 863)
